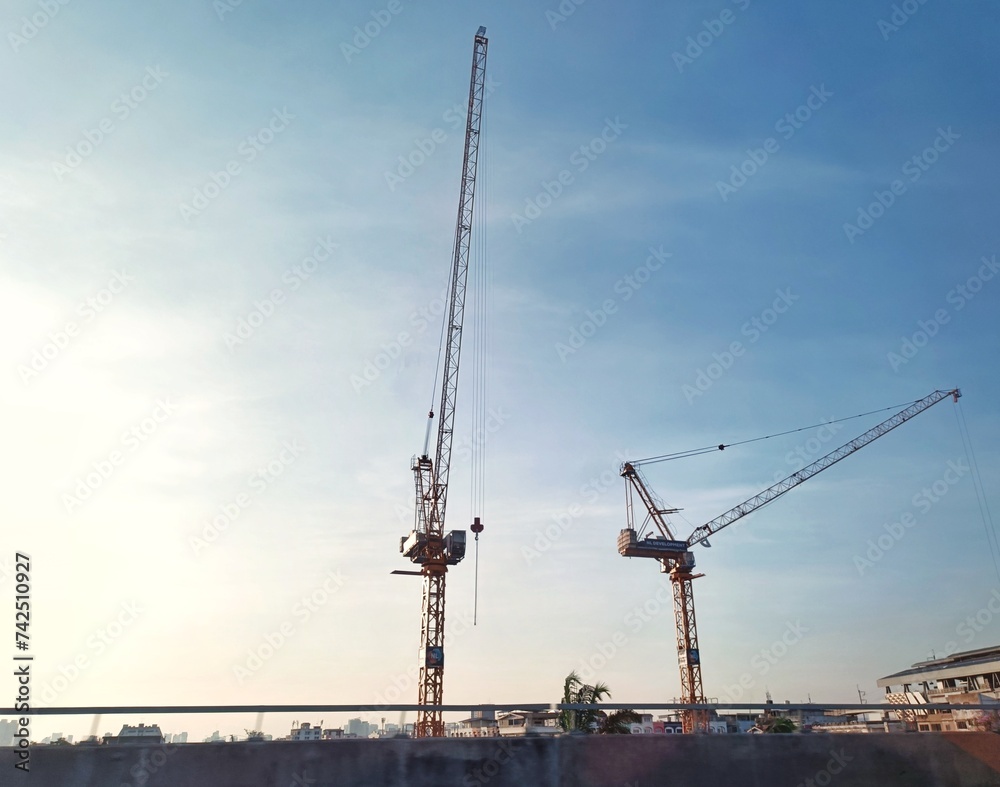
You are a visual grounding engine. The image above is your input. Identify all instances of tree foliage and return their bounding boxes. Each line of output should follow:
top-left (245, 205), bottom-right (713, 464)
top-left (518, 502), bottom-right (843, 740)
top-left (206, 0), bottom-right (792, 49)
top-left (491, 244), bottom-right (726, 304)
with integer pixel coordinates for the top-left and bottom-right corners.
top-left (599, 709), bottom-right (642, 734)
top-left (756, 713), bottom-right (797, 733)
top-left (559, 670), bottom-right (640, 734)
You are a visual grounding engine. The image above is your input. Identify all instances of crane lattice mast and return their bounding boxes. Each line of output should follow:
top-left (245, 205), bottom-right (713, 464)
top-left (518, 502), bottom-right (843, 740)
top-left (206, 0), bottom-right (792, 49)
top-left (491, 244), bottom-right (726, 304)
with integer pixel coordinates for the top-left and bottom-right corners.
top-left (620, 388), bottom-right (961, 733)
top-left (399, 26), bottom-right (489, 739)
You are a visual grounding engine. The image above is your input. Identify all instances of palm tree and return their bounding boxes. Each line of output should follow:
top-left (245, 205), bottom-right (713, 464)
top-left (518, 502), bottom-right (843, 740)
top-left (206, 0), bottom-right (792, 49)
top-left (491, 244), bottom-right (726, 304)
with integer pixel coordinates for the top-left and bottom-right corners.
top-left (558, 671), bottom-right (639, 733)
top-left (559, 671), bottom-right (610, 732)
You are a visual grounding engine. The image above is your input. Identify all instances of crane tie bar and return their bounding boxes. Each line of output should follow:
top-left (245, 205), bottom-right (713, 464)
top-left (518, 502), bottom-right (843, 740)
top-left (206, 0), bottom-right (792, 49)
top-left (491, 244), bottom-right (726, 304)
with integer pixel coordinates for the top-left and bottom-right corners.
top-left (631, 397), bottom-right (925, 466)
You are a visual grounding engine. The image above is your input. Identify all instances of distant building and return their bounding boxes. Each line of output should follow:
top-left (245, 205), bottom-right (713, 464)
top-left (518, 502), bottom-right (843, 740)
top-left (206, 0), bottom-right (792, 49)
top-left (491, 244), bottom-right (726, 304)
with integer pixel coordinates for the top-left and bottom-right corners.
top-left (203, 730), bottom-right (224, 743)
top-left (648, 717), bottom-right (727, 734)
top-left (626, 714), bottom-right (728, 734)
top-left (290, 722), bottom-right (323, 741)
top-left (346, 718), bottom-right (373, 738)
top-left (878, 644), bottom-right (1000, 732)
top-left (811, 718), bottom-right (905, 734)
top-left (496, 711), bottom-right (560, 737)
top-left (0, 719), bottom-right (15, 747)
top-left (290, 722), bottom-right (342, 741)
top-left (450, 709), bottom-right (499, 737)
top-left (114, 723), bottom-right (164, 745)
top-left (761, 702), bottom-right (849, 733)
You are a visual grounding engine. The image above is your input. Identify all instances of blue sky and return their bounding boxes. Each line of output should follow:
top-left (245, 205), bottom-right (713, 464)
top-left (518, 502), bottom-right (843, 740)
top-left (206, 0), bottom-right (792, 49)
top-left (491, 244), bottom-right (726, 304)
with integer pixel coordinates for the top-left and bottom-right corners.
top-left (1, 0), bottom-right (998, 740)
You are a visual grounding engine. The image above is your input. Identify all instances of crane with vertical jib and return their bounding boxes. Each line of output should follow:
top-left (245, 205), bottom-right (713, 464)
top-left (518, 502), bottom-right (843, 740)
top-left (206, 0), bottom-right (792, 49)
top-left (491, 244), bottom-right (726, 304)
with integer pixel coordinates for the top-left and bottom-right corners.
top-left (619, 388), bottom-right (961, 733)
top-left (398, 26), bottom-right (489, 740)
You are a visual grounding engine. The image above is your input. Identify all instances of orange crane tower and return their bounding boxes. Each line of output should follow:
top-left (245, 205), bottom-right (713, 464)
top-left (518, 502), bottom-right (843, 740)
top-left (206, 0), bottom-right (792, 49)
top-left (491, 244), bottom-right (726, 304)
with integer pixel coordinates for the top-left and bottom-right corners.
top-left (397, 26), bottom-right (489, 739)
top-left (619, 388), bottom-right (961, 733)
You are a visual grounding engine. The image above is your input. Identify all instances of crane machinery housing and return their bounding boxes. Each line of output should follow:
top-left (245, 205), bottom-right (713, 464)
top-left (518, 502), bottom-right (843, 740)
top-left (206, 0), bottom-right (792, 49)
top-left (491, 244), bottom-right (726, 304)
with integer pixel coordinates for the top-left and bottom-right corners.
top-left (397, 26), bottom-right (489, 739)
top-left (619, 388), bottom-right (961, 733)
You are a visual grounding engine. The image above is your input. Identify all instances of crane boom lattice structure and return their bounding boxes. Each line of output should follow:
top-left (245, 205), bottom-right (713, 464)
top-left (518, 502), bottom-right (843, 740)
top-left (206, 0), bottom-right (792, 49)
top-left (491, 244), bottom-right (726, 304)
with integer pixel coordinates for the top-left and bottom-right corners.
top-left (620, 388), bottom-right (961, 733)
top-left (399, 26), bottom-right (489, 740)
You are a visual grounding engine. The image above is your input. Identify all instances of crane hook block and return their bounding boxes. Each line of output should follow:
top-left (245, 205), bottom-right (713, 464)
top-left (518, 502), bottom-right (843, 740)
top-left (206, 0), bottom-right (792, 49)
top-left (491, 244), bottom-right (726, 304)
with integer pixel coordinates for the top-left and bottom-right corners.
top-left (471, 516), bottom-right (484, 534)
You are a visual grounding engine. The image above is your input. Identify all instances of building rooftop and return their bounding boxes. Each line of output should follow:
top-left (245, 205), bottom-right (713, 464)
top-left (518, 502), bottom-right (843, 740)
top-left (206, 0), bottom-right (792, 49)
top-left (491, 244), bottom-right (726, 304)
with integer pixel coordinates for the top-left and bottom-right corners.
top-left (118, 723), bottom-right (163, 737)
top-left (877, 644), bottom-right (1000, 688)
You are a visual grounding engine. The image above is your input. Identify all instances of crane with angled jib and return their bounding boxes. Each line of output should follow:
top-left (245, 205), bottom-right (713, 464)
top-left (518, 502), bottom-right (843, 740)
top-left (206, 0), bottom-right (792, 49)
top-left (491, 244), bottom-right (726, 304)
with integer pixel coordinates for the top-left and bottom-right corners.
top-left (619, 388), bottom-right (961, 733)
top-left (395, 26), bottom-right (489, 739)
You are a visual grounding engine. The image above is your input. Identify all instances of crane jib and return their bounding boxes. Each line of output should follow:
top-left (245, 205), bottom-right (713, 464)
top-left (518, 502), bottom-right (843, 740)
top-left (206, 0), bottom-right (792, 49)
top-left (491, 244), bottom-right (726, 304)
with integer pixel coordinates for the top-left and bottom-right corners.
top-left (684, 388), bottom-right (960, 547)
top-left (618, 387), bottom-right (960, 733)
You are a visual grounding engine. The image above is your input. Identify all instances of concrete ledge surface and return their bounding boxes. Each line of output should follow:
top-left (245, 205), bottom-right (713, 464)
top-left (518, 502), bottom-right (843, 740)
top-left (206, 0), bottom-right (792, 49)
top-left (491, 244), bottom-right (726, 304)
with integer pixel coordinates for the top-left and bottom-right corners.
top-left (22, 732), bottom-right (1000, 787)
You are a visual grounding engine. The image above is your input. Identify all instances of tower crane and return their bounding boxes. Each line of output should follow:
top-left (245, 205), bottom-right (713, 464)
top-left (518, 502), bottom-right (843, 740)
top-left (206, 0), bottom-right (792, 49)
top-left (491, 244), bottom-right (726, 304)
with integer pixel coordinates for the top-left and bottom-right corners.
top-left (619, 388), bottom-right (961, 733)
top-left (397, 26), bottom-right (489, 739)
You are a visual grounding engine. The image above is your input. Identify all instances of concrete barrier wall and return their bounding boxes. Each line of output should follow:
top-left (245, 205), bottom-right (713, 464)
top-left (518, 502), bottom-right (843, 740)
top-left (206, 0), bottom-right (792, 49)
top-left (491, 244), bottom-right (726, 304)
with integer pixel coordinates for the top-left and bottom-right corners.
top-left (24, 733), bottom-right (1000, 787)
